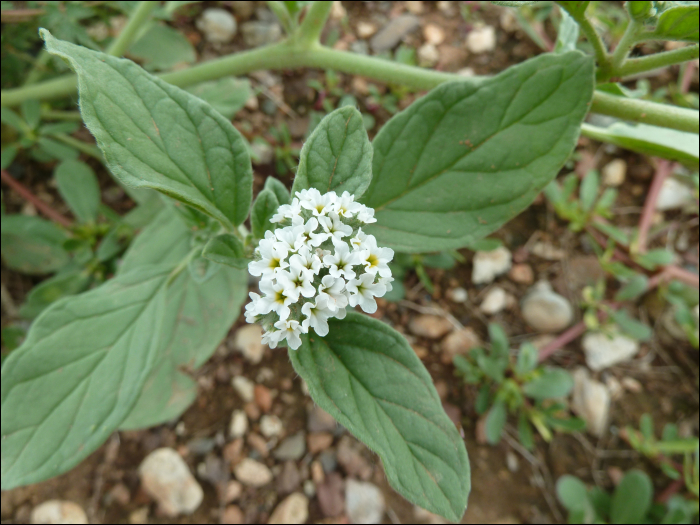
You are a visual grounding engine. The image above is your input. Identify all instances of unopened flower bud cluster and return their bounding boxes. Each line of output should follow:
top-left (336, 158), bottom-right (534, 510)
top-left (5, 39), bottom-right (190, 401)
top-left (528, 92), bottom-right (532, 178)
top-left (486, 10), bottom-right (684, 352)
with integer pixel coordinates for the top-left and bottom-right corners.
top-left (246, 188), bottom-right (394, 349)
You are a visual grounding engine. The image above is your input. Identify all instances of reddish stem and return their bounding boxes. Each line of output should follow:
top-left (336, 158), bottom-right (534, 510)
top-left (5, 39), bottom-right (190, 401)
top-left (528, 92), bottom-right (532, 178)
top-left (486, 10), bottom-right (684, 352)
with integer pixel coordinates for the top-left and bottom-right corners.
top-left (680, 60), bottom-right (696, 95)
top-left (656, 478), bottom-right (685, 504)
top-left (637, 159), bottom-right (675, 254)
top-left (538, 321), bottom-right (588, 362)
top-left (1, 169), bottom-right (72, 228)
top-left (648, 265), bottom-right (700, 289)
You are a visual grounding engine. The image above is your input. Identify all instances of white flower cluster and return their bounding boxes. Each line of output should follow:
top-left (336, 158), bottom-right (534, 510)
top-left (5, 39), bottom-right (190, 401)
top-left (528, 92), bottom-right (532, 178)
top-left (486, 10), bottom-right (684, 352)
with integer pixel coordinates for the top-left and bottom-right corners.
top-left (246, 188), bottom-right (394, 350)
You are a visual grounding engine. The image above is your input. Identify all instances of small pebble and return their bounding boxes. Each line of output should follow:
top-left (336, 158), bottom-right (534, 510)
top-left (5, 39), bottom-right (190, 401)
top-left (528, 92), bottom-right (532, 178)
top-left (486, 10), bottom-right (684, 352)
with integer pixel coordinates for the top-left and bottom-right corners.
top-left (509, 264), bottom-right (534, 285)
top-left (255, 384), bottom-right (274, 413)
top-left (30, 501), bottom-right (88, 524)
top-left (406, 1), bottom-right (424, 14)
top-left (229, 410), bottom-right (249, 439)
top-left (234, 458), bottom-right (273, 487)
top-left (656, 177), bottom-right (695, 211)
top-left (232, 376), bottom-right (255, 403)
top-left (330, 1), bottom-right (346, 20)
top-left (356, 21), bottom-right (377, 39)
top-left (531, 242), bottom-right (566, 260)
top-left (571, 368), bottom-right (611, 437)
top-left (417, 43), bottom-right (439, 67)
top-left (506, 451), bottom-right (520, 473)
top-left (466, 25), bottom-right (496, 54)
top-left (423, 23), bottom-right (446, 45)
top-left (240, 21), bottom-right (282, 48)
top-left (448, 287), bottom-right (468, 303)
top-left (221, 505), bottom-right (244, 525)
top-left (233, 325), bottom-right (266, 364)
top-left (260, 415), bottom-right (283, 438)
top-left (273, 431), bottom-right (306, 461)
top-left (441, 328), bottom-right (481, 360)
top-left (602, 159), bottom-right (626, 187)
top-left (521, 282), bottom-right (573, 333)
top-left (480, 286), bottom-right (508, 315)
top-left (307, 406), bottom-right (337, 433)
top-left (409, 314), bottom-right (453, 339)
top-left (346, 480), bottom-right (385, 525)
top-left (370, 14), bottom-right (420, 52)
top-left (582, 332), bottom-right (639, 371)
top-left (196, 8), bottom-right (237, 44)
top-left (307, 432), bottom-right (334, 454)
top-left (138, 448), bottom-right (203, 517)
top-left (268, 493), bottom-right (309, 524)
top-left (472, 247), bottom-right (512, 285)
top-left (223, 481), bottom-right (243, 504)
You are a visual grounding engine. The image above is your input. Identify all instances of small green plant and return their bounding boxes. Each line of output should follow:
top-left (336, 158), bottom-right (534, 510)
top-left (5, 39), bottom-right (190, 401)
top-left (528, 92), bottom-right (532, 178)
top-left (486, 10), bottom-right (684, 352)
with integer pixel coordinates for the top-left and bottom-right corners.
top-left (268, 123), bottom-right (301, 176)
top-left (454, 323), bottom-right (583, 449)
top-left (557, 469), bottom-right (699, 524)
top-left (384, 251), bottom-right (463, 300)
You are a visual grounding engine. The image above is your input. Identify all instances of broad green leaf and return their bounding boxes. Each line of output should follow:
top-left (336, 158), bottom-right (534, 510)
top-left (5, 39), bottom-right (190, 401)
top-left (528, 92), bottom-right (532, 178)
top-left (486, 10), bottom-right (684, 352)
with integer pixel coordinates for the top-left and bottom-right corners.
top-left (290, 312), bottom-right (470, 522)
top-left (555, 10), bottom-right (580, 53)
top-left (654, 5), bottom-right (699, 42)
top-left (627, 1), bottom-right (654, 20)
top-left (0, 265), bottom-right (169, 489)
top-left (1, 215), bottom-right (69, 274)
top-left (477, 354), bottom-right (508, 383)
top-left (610, 310), bottom-right (652, 342)
top-left (41, 30), bottom-right (253, 230)
top-left (556, 1), bottom-right (590, 18)
top-left (1, 146), bottom-right (18, 170)
top-left (202, 233), bottom-right (249, 269)
top-left (1, 107), bottom-right (25, 132)
top-left (54, 159), bottom-right (101, 223)
top-left (21, 100), bottom-right (41, 130)
top-left (485, 400), bottom-right (507, 445)
top-left (128, 24), bottom-right (196, 71)
top-left (515, 342), bottom-right (539, 377)
top-left (264, 176), bottom-right (291, 205)
top-left (556, 475), bottom-right (590, 511)
top-left (522, 368), bottom-right (574, 399)
top-left (546, 415), bottom-right (586, 432)
top-left (96, 223), bottom-right (132, 262)
top-left (580, 170), bottom-right (599, 212)
top-left (593, 221), bottom-right (630, 246)
top-left (361, 51), bottom-right (594, 252)
top-left (464, 238), bottom-right (504, 252)
top-left (611, 470), bottom-right (653, 524)
top-left (251, 189), bottom-right (280, 240)
top-left (488, 323), bottom-right (510, 359)
top-left (18, 270), bottom-right (92, 319)
top-left (291, 106), bottom-right (373, 198)
top-left (615, 274), bottom-right (649, 301)
top-left (634, 248), bottom-right (675, 270)
top-left (118, 206), bottom-right (192, 275)
top-left (187, 254), bottom-right (222, 283)
top-left (121, 265), bottom-right (247, 429)
top-left (35, 137), bottom-right (80, 161)
top-left (518, 411), bottom-right (535, 450)
top-left (39, 122), bottom-right (81, 136)
top-left (186, 78), bottom-right (252, 120)
top-left (581, 122), bottom-right (699, 168)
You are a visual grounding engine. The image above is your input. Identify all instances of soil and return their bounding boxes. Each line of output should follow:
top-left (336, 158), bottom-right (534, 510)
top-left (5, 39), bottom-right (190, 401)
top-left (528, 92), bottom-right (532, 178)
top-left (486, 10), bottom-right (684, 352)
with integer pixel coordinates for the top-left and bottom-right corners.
top-left (1, 1), bottom-right (699, 524)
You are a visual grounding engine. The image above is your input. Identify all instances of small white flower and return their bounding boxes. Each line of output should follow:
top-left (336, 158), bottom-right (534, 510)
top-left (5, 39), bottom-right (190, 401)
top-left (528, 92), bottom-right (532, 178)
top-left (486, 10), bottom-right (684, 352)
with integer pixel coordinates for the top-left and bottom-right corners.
top-left (358, 235), bottom-right (394, 277)
top-left (292, 217), bottom-right (318, 249)
top-left (270, 197), bottom-right (302, 223)
top-left (275, 225), bottom-right (303, 252)
top-left (302, 296), bottom-right (333, 336)
top-left (350, 227), bottom-right (369, 251)
top-left (324, 241), bottom-right (360, 280)
top-left (317, 275), bottom-right (349, 312)
top-left (248, 233), bottom-right (290, 277)
top-left (262, 327), bottom-right (284, 349)
top-left (257, 278), bottom-right (292, 320)
top-left (300, 188), bottom-right (333, 217)
top-left (274, 318), bottom-right (304, 350)
top-left (245, 292), bottom-right (262, 323)
top-left (346, 273), bottom-right (386, 314)
top-left (378, 276), bottom-right (394, 293)
top-left (318, 213), bottom-right (353, 243)
top-left (334, 191), bottom-right (363, 218)
top-left (278, 265), bottom-right (316, 302)
top-left (289, 245), bottom-right (322, 280)
top-left (356, 205), bottom-right (377, 224)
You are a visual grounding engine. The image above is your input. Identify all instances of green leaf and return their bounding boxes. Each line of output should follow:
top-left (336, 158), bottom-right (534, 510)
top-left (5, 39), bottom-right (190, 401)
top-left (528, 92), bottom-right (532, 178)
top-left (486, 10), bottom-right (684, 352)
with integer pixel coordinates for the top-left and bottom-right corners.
top-left (1, 146), bottom-right (18, 170)
top-left (485, 400), bottom-right (507, 445)
top-left (627, 1), bottom-right (654, 20)
top-left (581, 122), bottom-right (699, 168)
top-left (188, 254), bottom-right (222, 284)
top-left (515, 342), bottom-right (539, 377)
top-left (518, 411), bottom-right (535, 450)
top-left (186, 78), bottom-right (252, 120)
top-left (20, 100), bottom-right (41, 130)
top-left (19, 270), bottom-right (92, 319)
top-left (252, 189), bottom-right (280, 240)
top-left (522, 368), bottom-right (574, 399)
top-left (128, 23), bottom-right (196, 71)
top-left (361, 51), bottom-right (594, 252)
top-left (580, 170), bottom-right (599, 212)
top-left (291, 106), bottom-right (373, 198)
top-left (464, 238), bottom-right (504, 252)
top-left (41, 29), bottom-right (253, 230)
top-left (54, 159), bottom-right (101, 223)
top-left (118, 206), bottom-right (191, 275)
top-left (421, 252), bottom-right (457, 269)
top-left (264, 176), bottom-right (290, 205)
top-left (36, 137), bottom-right (80, 161)
top-left (654, 5), bottom-right (699, 42)
top-left (1, 107), bottom-right (26, 132)
top-left (289, 312), bottom-right (470, 522)
top-left (491, 1), bottom-right (540, 5)
top-left (488, 323), bottom-right (510, 359)
top-left (610, 310), bottom-right (652, 341)
top-left (615, 274), bottom-right (649, 301)
top-left (202, 233), bottom-right (249, 269)
top-left (556, 1), bottom-right (590, 18)
top-left (121, 265), bottom-right (247, 429)
top-left (611, 470), bottom-right (653, 524)
top-left (634, 248), bottom-right (675, 270)
top-left (0, 265), bottom-right (169, 489)
top-left (555, 10), bottom-right (580, 53)
top-left (556, 475), bottom-right (590, 511)
top-left (593, 221), bottom-right (630, 246)
top-left (1, 215), bottom-right (69, 274)
top-left (39, 122), bottom-right (80, 136)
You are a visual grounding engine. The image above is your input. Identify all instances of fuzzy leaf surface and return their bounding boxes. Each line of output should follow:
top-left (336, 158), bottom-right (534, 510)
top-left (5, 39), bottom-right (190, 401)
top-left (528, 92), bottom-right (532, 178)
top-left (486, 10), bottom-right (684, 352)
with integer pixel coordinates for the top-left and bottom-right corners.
top-left (361, 51), bottom-right (594, 252)
top-left (289, 312), bottom-right (470, 522)
top-left (54, 159), bottom-right (101, 223)
top-left (41, 30), bottom-right (252, 229)
top-left (0, 215), bottom-right (69, 275)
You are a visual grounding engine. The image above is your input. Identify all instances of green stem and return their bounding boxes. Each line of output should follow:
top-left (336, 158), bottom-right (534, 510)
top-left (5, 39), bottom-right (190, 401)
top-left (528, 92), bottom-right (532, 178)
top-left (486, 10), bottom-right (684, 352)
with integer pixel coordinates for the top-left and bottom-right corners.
top-left (267, 1), bottom-right (295, 35)
top-left (573, 14), bottom-right (609, 70)
top-left (106, 1), bottom-right (159, 57)
top-left (295, 1), bottom-right (333, 46)
top-left (610, 19), bottom-right (641, 72)
top-left (591, 91), bottom-right (699, 134)
top-left (616, 44), bottom-right (700, 78)
top-left (22, 49), bottom-right (52, 86)
top-left (52, 133), bottom-right (103, 160)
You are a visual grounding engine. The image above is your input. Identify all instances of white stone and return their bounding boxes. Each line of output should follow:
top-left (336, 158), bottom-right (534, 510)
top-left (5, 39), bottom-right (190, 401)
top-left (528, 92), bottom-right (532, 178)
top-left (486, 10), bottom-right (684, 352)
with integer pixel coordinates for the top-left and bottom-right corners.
top-left (138, 448), bottom-right (203, 517)
top-left (241, 21), bottom-right (282, 48)
top-left (656, 177), bottom-right (695, 211)
top-left (423, 23), bottom-right (445, 45)
top-left (406, 1), bottom-right (425, 14)
top-left (234, 458), bottom-right (273, 487)
top-left (531, 241), bottom-right (566, 260)
top-left (602, 159), bottom-right (627, 187)
top-left (260, 415), bottom-right (284, 438)
top-left (472, 246), bottom-right (512, 285)
top-left (571, 368), bottom-right (611, 437)
top-left (30, 501), bottom-right (88, 524)
top-left (480, 287), bottom-right (508, 315)
top-left (466, 25), bottom-right (496, 54)
top-left (330, 1), bottom-right (347, 20)
top-left (521, 281), bottom-right (573, 333)
top-left (196, 8), bottom-right (237, 44)
top-left (229, 409), bottom-right (249, 439)
top-left (457, 67), bottom-right (475, 77)
top-left (267, 493), bottom-right (309, 524)
top-left (417, 43), bottom-right (440, 67)
top-left (234, 324), bottom-right (266, 364)
top-left (448, 287), bottom-right (468, 303)
top-left (346, 480), bottom-right (386, 525)
top-left (356, 21), bottom-right (377, 39)
top-left (582, 332), bottom-right (639, 371)
top-left (232, 376), bottom-right (255, 402)
top-left (251, 141), bottom-right (274, 165)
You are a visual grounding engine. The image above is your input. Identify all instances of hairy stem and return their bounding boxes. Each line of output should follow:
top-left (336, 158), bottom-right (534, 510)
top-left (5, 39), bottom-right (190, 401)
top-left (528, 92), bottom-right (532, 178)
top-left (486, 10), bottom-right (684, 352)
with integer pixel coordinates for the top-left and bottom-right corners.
top-left (295, 1), bottom-right (333, 46)
top-left (106, 1), bottom-right (159, 57)
top-left (572, 13), bottom-right (609, 72)
top-left (616, 44), bottom-right (700, 78)
top-left (610, 19), bottom-right (641, 71)
top-left (1, 169), bottom-right (72, 227)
